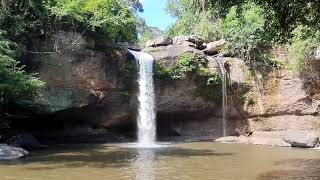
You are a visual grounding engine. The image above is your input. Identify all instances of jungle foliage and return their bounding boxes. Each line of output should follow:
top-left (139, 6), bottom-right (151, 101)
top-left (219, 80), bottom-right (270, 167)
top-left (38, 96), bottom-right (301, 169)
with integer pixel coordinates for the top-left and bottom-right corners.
top-left (0, 31), bottom-right (45, 106)
top-left (166, 0), bottom-right (320, 71)
top-left (0, 0), bottom-right (142, 43)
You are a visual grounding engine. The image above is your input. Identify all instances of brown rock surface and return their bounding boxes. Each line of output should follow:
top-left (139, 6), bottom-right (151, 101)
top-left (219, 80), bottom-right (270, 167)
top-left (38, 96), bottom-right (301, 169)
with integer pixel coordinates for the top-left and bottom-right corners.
top-left (145, 36), bottom-right (173, 47)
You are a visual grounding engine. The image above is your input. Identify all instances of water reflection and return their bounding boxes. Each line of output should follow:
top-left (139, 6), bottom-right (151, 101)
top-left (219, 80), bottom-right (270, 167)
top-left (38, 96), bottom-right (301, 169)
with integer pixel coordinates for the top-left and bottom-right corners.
top-left (257, 159), bottom-right (320, 180)
top-left (0, 143), bottom-right (319, 180)
top-left (133, 149), bottom-right (155, 180)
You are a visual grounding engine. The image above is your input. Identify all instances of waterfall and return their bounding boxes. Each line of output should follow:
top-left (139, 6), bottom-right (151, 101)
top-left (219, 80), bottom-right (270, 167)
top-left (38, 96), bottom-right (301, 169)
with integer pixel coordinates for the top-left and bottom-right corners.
top-left (215, 57), bottom-right (227, 137)
top-left (129, 50), bottom-right (157, 147)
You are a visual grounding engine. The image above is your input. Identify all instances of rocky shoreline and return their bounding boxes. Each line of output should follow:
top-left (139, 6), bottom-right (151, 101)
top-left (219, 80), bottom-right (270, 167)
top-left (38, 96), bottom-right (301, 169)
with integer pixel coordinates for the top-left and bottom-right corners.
top-left (215, 129), bottom-right (319, 148)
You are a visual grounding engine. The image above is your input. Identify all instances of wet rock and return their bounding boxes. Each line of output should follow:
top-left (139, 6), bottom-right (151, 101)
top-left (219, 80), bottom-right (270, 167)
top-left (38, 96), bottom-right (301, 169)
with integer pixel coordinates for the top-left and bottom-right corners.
top-left (203, 39), bottom-right (226, 55)
top-left (0, 144), bottom-right (28, 160)
top-left (283, 130), bottom-right (319, 148)
top-left (7, 133), bottom-right (45, 150)
top-left (145, 36), bottom-right (173, 47)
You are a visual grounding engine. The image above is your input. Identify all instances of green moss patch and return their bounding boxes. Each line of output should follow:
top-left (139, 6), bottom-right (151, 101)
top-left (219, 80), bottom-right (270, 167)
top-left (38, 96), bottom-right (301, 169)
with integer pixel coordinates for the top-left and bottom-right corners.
top-left (155, 52), bottom-right (224, 101)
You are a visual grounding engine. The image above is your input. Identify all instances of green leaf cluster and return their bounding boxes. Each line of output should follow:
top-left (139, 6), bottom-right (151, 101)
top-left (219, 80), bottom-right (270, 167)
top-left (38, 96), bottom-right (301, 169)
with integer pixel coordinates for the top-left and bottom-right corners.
top-left (167, 10), bottom-right (219, 42)
top-left (155, 52), bottom-right (222, 101)
top-left (219, 3), bottom-right (268, 61)
top-left (51, 0), bottom-right (138, 42)
top-left (287, 26), bottom-right (320, 73)
top-left (0, 0), bottom-right (139, 43)
top-left (0, 0), bottom-right (54, 42)
top-left (175, 52), bottom-right (208, 79)
top-left (155, 52), bottom-right (208, 80)
top-left (154, 52), bottom-right (220, 84)
top-left (0, 31), bottom-right (45, 106)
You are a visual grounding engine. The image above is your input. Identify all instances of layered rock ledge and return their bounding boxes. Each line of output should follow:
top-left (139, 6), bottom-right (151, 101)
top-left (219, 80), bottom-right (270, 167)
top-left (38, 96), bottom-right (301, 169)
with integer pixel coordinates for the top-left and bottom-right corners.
top-left (10, 33), bottom-right (319, 147)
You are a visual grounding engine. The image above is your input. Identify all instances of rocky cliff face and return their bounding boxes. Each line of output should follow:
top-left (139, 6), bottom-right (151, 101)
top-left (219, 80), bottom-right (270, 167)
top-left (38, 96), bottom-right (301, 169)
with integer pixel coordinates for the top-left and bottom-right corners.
top-left (17, 33), bottom-right (320, 143)
top-left (225, 51), bottom-right (320, 145)
top-left (17, 31), bottom-right (139, 141)
top-left (19, 33), bottom-right (241, 140)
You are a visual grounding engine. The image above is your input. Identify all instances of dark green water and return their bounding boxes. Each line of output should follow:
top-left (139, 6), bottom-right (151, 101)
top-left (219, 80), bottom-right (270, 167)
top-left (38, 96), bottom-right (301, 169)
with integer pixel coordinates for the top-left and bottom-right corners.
top-left (0, 142), bottom-right (319, 180)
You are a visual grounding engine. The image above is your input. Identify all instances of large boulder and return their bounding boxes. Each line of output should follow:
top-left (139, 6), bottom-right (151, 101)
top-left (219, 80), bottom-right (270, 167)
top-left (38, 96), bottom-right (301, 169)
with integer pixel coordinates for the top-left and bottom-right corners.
top-left (0, 144), bottom-right (28, 160)
top-left (203, 39), bottom-right (226, 55)
top-left (143, 43), bottom-right (202, 68)
top-left (146, 36), bottom-right (173, 47)
top-left (173, 35), bottom-right (205, 49)
top-left (26, 30), bottom-right (138, 126)
top-left (118, 42), bottom-right (142, 51)
top-left (283, 130), bottom-right (319, 148)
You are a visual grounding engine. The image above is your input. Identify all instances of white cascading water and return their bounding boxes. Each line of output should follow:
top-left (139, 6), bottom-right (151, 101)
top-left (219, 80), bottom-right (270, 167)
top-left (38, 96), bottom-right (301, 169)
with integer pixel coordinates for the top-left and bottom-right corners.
top-left (129, 50), bottom-right (157, 147)
top-left (216, 57), bottom-right (227, 137)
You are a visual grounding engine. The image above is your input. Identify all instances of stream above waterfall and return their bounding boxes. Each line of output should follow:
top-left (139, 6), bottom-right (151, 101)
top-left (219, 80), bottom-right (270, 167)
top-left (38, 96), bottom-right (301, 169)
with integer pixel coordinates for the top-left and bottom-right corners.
top-left (0, 142), bottom-right (319, 180)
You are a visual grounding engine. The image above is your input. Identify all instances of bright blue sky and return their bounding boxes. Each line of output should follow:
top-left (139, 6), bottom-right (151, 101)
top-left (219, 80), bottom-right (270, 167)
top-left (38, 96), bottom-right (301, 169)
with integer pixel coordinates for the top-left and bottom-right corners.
top-left (138, 0), bottom-right (176, 30)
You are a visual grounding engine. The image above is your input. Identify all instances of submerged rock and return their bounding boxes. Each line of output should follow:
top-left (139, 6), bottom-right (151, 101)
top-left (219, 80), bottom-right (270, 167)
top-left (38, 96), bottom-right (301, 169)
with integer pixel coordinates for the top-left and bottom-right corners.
top-left (283, 130), bottom-right (319, 148)
top-left (0, 144), bottom-right (28, 161)
top-left (146, 36), bottom-right (173, 47)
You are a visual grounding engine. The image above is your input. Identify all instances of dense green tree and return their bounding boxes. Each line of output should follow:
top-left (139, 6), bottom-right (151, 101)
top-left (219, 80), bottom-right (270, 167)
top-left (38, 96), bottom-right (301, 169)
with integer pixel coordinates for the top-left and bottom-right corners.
top-left (0, 30), bottom-right (44, 108)
top-left (219, 3), bottom-right (269, 61)
top-left (0, 0), bottom-right (141, 43)
top-left (0, 0), bottom-right (54, 42)
top-left (51, 0), bottom-right (138, 42)
top-left (165, 0), bottom-right (190, 18)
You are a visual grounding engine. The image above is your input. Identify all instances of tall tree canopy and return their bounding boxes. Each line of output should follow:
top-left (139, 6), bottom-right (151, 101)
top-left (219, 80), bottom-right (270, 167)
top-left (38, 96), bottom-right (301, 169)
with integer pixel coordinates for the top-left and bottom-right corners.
top-left (0, 0), bottom-right (142, 43)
